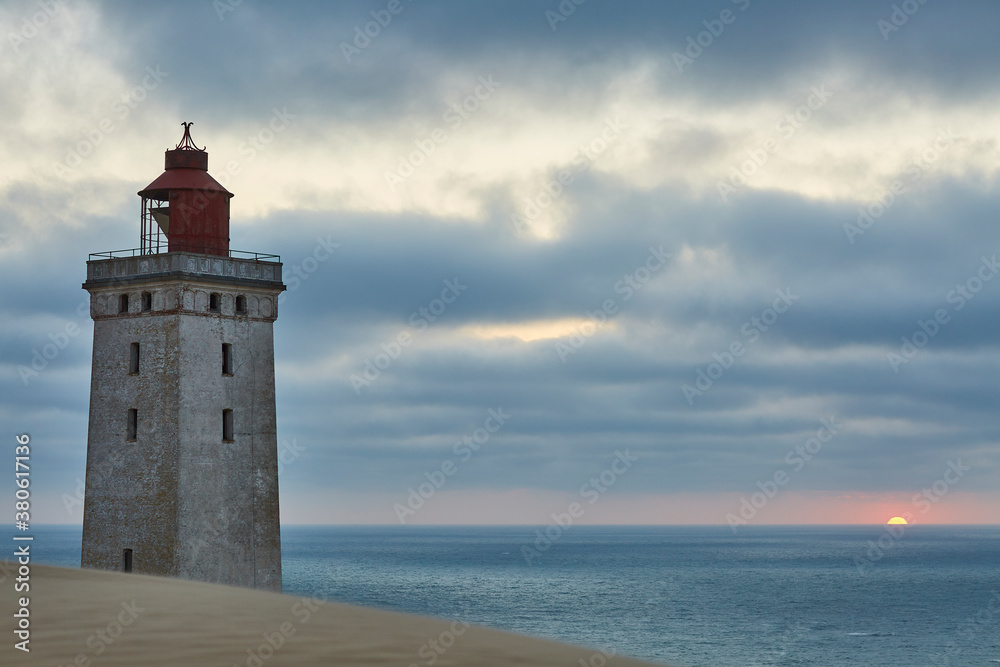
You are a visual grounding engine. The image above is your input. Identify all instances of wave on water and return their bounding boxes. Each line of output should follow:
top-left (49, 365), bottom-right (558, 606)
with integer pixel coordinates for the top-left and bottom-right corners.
top-left (846, 632), bottom-right (895, 637)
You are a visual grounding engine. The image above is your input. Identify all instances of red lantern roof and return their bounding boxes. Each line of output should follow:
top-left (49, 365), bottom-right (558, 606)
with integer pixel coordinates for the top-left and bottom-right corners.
top-left (138, 168), bottom-right (232, 200)
top-left (138, 122), bottom-right (233, 200)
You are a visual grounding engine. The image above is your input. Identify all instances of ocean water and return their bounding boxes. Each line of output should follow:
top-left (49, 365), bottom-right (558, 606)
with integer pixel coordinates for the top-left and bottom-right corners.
top-left (8, 524), bottom-right (1000, 666)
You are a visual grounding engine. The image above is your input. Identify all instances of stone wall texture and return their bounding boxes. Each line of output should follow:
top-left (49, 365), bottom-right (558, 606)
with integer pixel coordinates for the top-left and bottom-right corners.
top-left (81, 252), bottom-right (284, 591)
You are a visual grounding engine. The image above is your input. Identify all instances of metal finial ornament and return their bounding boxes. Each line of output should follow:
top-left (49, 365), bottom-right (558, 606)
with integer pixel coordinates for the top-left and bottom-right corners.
top-left (175, 122), bottom-right (205, 151)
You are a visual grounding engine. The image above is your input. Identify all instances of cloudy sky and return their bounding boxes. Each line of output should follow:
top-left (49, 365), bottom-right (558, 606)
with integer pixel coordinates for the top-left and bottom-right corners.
top-left (2, 0), bottom-right (999, 526)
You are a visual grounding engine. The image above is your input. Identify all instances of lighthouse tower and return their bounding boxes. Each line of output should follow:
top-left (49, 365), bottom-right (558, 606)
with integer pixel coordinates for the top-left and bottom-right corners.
top-left (81, 124), bottom-right (284, 591)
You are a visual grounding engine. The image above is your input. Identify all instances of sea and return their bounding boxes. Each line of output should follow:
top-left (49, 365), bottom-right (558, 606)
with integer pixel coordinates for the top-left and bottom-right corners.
top-left (6, 524), bottom-right (999, 667)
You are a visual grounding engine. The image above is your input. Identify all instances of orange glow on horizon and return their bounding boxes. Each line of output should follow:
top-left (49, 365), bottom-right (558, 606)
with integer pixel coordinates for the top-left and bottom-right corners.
top-left (887, 516), bottom-right (908, 525)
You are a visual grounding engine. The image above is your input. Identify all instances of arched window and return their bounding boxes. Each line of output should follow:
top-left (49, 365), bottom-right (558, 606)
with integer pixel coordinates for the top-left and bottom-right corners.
top-left (209, 293), bottom-right (221, 312)
top-left (141, 292), bottom-right (152, 312)
top-left (119, 294), bottom-right (130, 313)
top-left (235, 295), bottom-right (247, 314)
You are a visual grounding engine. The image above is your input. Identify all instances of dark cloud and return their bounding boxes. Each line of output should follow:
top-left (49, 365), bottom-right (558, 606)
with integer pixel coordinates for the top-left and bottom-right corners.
top-left (88, 0), bottom-right (1000, 125)
top-left (2, 0), bottom-right (999, 522)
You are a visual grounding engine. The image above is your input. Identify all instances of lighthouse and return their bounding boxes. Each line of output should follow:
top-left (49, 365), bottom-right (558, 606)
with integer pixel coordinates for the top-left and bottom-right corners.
top-left (81, 124), bottom-right (284, 591)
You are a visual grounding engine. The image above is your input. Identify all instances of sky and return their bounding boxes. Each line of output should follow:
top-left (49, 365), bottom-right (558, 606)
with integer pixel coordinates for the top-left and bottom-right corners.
top-left (1, 0), bottom-right (999, 526)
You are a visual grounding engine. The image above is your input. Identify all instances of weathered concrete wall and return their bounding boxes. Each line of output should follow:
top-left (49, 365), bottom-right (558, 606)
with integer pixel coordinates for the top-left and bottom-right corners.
top-left (81, 314), bottom-right (181, 576)
top-left (175, 315), bottom-right (282, 590)
top-left (82, 253), bottom-right (284, 591)
top-left (86, 251), bottom-right (282, 286)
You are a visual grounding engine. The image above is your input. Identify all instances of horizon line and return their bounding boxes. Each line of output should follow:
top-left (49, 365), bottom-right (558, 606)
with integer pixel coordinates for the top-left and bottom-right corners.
top-left (11, 522), bottom-right (1000, 528)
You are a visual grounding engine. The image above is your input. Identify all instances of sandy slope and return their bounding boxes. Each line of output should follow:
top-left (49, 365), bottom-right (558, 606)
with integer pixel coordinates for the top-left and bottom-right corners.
top-left (0, 564), bottom-right (667, 666)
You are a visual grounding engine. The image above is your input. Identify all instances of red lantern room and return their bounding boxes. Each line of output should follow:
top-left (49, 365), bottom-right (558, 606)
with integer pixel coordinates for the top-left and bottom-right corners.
top-left (138, 122), bottom-right (232, 256)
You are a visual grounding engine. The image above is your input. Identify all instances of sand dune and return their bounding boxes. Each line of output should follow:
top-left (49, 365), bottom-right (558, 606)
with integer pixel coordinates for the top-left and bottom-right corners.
top-left (1, 564), bottom-right (666, 666)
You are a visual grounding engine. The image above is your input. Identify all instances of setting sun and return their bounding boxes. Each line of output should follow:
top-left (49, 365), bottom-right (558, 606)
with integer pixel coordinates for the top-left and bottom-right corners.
top-left (887, 517), bottom-right (909, 525)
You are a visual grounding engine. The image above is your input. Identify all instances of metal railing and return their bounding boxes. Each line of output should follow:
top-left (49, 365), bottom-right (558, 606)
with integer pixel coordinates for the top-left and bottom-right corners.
top-left (89, 248), bottom-right (280, 262)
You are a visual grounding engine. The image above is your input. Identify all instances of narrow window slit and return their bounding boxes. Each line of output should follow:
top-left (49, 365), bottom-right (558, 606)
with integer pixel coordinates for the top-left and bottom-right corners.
top-left (127, 409), bottom-right (138, 441)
